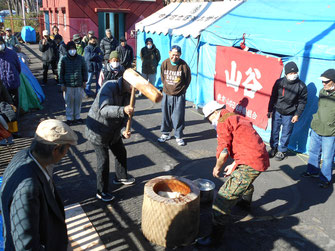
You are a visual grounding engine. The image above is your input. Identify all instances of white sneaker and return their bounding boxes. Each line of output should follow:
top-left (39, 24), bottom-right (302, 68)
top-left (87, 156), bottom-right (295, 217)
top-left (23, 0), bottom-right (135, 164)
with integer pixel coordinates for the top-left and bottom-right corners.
top-left (158, 134), bottom-right (171, 143)
top-left (176, 138), bottom-right (185, 146)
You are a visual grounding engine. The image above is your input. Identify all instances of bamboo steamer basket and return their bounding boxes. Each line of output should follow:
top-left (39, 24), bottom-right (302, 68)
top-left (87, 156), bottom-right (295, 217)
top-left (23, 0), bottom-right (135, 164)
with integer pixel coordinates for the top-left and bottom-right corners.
top-left (142, 175), bottom-right (200, 248)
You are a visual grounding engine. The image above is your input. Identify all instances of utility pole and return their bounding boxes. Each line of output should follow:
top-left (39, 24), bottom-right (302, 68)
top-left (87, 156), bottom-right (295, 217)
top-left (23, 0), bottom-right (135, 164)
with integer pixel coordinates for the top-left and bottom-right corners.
top-left (22, 0), bottom-right (27, 26)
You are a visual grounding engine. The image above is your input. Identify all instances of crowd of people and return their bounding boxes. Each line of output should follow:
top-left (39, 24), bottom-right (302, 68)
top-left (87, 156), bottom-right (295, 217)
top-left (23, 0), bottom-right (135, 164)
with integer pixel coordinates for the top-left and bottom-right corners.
top-left (0, 24), bottom-right (334, 250)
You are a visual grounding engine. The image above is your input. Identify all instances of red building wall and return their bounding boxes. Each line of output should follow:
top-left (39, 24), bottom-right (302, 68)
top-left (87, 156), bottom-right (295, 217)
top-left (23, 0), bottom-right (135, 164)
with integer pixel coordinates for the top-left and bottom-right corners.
top-left (42, 0), bottom-right (164, 53)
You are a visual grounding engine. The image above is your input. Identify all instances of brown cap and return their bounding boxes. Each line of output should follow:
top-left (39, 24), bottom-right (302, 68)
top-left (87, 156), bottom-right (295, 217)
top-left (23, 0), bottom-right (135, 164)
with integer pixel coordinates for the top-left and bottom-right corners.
top-left (35, 119), bottom-right (78, 145)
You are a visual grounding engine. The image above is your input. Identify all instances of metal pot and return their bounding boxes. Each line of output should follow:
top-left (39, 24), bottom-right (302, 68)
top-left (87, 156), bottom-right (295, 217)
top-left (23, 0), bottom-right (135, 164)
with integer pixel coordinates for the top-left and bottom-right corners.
top-left (193, 179), bottom-right (215, 204)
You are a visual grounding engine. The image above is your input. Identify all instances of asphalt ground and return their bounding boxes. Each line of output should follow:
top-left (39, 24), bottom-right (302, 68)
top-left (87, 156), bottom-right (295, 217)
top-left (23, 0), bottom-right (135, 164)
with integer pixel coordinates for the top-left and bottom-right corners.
top-left (1, 44), bottom-right (334, 251)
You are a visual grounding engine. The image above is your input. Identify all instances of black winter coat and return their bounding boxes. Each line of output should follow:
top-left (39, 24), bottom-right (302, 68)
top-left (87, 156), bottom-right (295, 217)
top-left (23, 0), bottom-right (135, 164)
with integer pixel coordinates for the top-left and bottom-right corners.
top-left (85, 78), bottom-right (130, 146)
top-left (39, 39), bottom-right (57, 63)
top-left (84, 44), bottom-right (104, 73)
top-left (140, 45), bottom-right (160, 74)
top-left (100, 36), bottom-right (119, 61)
top-left (116, 44), bottom-right (134, 69)
top-left (268, 77), bottom-right (308, 116)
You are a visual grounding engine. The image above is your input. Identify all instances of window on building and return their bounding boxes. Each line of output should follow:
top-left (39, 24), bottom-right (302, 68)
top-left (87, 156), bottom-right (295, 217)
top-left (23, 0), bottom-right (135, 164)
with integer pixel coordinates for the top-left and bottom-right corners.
top-left (106, 13), bottom-right (110, 29)
top-left (57, 12), bottom-right (59, 27)
top-left (64, 13), bottom-right (66, 30)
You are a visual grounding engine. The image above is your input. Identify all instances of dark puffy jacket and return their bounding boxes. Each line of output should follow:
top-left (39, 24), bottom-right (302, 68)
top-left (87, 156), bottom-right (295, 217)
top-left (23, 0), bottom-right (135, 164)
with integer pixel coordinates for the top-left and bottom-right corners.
top-left (116, 44), bottom-right (134, 69)
top-left (58, 41), bottom-right (67, 60)
top-left (268, 77), bottom-right (307, 116)
top-left (102, 64), bottom-right (125, 83)
top-left (84, 44), bottom-right (103, 73)
top-left (140, 45), bottom-right (160, 74)
top-left (85, 78), bottom-right (130, 146)
top-left (58, 53), bottom-right (88, 88)
top-left (39, 39), bottom-right (57, 63)
top-left (0, 48), bottom-right (21, 90)
top-left (100, 36), bottom-right (119, 61)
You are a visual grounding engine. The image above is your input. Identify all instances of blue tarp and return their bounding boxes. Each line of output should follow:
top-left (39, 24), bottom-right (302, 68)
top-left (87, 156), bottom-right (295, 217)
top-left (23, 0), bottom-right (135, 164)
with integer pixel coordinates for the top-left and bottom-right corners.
top-left (21, 26), bottom-right (36, 43)
top-left (136, 0), bottom-right (335, 153)
top-left (20, 60), bottom-right (45, 103)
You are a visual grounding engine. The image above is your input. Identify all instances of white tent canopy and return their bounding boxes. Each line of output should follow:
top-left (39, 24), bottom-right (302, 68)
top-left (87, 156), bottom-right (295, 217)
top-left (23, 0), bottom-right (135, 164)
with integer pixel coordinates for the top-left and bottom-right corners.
top-left (135, 1), bottom-right (244, 38)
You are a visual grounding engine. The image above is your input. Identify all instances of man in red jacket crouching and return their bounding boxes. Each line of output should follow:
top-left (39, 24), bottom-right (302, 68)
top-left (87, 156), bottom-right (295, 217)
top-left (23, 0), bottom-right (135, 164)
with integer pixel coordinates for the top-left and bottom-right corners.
top-left (197, 101), bottom-right (270, 247)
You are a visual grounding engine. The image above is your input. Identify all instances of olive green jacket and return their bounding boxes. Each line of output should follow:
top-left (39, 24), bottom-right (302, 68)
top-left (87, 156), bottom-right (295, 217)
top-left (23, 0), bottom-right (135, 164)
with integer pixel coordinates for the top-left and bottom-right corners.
top-left (311, 88), bottom-right (335, 136)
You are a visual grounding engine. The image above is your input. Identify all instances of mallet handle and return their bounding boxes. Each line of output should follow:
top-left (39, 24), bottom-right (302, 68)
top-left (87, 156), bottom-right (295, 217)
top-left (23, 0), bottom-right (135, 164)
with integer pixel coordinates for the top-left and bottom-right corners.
top-left (125, 86), bottom-right (136, 134)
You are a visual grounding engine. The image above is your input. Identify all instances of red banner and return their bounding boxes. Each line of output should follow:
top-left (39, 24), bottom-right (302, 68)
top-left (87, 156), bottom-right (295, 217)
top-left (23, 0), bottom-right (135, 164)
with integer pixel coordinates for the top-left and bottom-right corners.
top-left (214, 46), bottom-right (283, 129)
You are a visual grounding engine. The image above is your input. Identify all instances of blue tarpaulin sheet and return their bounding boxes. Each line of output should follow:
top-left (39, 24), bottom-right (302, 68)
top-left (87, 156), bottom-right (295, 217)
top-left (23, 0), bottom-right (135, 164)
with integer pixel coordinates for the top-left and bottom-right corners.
top-left (21, 26), bottom-right (36, 43)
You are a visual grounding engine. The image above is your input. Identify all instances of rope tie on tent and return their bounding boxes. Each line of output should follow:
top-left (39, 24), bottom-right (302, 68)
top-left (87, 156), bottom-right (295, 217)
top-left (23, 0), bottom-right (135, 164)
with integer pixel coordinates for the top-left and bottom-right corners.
top-left (240, 33), bottom-right (246, 50)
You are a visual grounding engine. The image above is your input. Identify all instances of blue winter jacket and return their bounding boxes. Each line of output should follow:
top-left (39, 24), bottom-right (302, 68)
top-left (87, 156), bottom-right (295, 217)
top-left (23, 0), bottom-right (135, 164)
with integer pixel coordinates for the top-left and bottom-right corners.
top-left (0, 48), bottom-right (21, 90)
top-left (84, 44), bottom-right (103, 73)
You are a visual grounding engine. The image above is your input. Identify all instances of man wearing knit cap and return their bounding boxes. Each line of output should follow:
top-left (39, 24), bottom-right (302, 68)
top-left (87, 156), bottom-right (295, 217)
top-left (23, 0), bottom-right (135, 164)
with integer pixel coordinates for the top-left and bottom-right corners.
top-left (301, 69), bottom-right (335, 189)
top-left (197, 102), bottom-right (269, 246)
top-left (102, 50), bottom-right (125, 83)
top-left (116, 36), bottom-right (134, 69)
top-left (140, 37), bottom-right (161, 88)
top-left (58, 41), bottom-right (88, 125)
top-left (0, 119), bottom-right (77, 251)
top-left (268, 61), bottom-right (307, 161)
top-left (158, 45), bottom-right (191, 146)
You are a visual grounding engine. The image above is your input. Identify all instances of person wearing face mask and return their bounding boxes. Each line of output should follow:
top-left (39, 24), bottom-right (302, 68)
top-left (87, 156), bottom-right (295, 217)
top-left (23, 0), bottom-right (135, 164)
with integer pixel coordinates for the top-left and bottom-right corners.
top-left (140, 37), bottom-right (161, 88)
top-left (39, 30), bottom-right (58, 85)
top-left (0, 36), bottom-right (21, 108)
top-left (301, 69), bottom-right (335, 189)
top-left (84, 36), bottom-right (103, 97)
top-left (116, 36), bottom-right (134, 69)
top-left (58, 41), bottom-right (88, 125)
top-left (268, 61), bottom-right (307, 161)
top-left (197, 101), bottom-right (269, 247)
top-left (72, 34), bottom-right (86, 56)
top-left (102, 51), bottom-right (125, 83)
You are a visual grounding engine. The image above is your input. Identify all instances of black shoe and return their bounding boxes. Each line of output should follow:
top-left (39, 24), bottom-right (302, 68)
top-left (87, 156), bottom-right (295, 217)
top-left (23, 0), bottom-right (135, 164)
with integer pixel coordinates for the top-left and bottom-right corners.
top-left (236, 199), bottom-right (251, 211)
top-left (301, 172), bottom-right (319, 178)
top-left (268, 148), bottom-right (277, 158)
top-left (64, 120), bottom-right (74, 126)
top-left (319, 181), bottom-right (330, 189)
top-left (113, 177), bottom-right (135, 185)
top-left (196, 225), bottom-right (225, 247)
top-left (75, 119), bottom-right (84, 124)
top-left (274, 151), bottom-right (285, 161)
top-left (96, 192), bottom-right (115, 202)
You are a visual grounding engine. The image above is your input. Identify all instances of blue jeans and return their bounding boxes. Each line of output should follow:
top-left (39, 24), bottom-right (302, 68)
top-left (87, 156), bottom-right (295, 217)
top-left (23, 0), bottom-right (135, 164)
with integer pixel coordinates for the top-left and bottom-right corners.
top-left (85, 71), bottom-right (101, 94)
top-left (270, 110), bottom-right (294, 152)
top-left (307, 129), bottom-right (335, 182)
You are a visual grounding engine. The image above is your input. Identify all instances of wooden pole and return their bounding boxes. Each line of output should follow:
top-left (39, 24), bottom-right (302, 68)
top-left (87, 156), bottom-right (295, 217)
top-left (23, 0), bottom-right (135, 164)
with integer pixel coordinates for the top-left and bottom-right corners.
top-left (22, 0), bottom-right (26, 27)
top-left (7, 0), bottom-right (15, 32)
top-left (125, 86), bottom-right (136, 134)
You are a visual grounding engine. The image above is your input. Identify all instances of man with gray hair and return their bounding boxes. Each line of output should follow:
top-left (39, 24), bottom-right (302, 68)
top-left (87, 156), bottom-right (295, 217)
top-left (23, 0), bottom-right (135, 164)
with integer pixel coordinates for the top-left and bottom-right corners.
top-left (100, 29), bottom-right (119, 63)
top-left (0, 119), bottom-right (77, 251)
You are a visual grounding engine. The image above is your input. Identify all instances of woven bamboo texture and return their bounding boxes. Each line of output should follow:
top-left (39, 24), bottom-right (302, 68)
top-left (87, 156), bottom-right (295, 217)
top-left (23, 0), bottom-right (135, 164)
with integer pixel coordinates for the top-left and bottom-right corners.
top-left (141, 175), bottom-right (200, 248)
